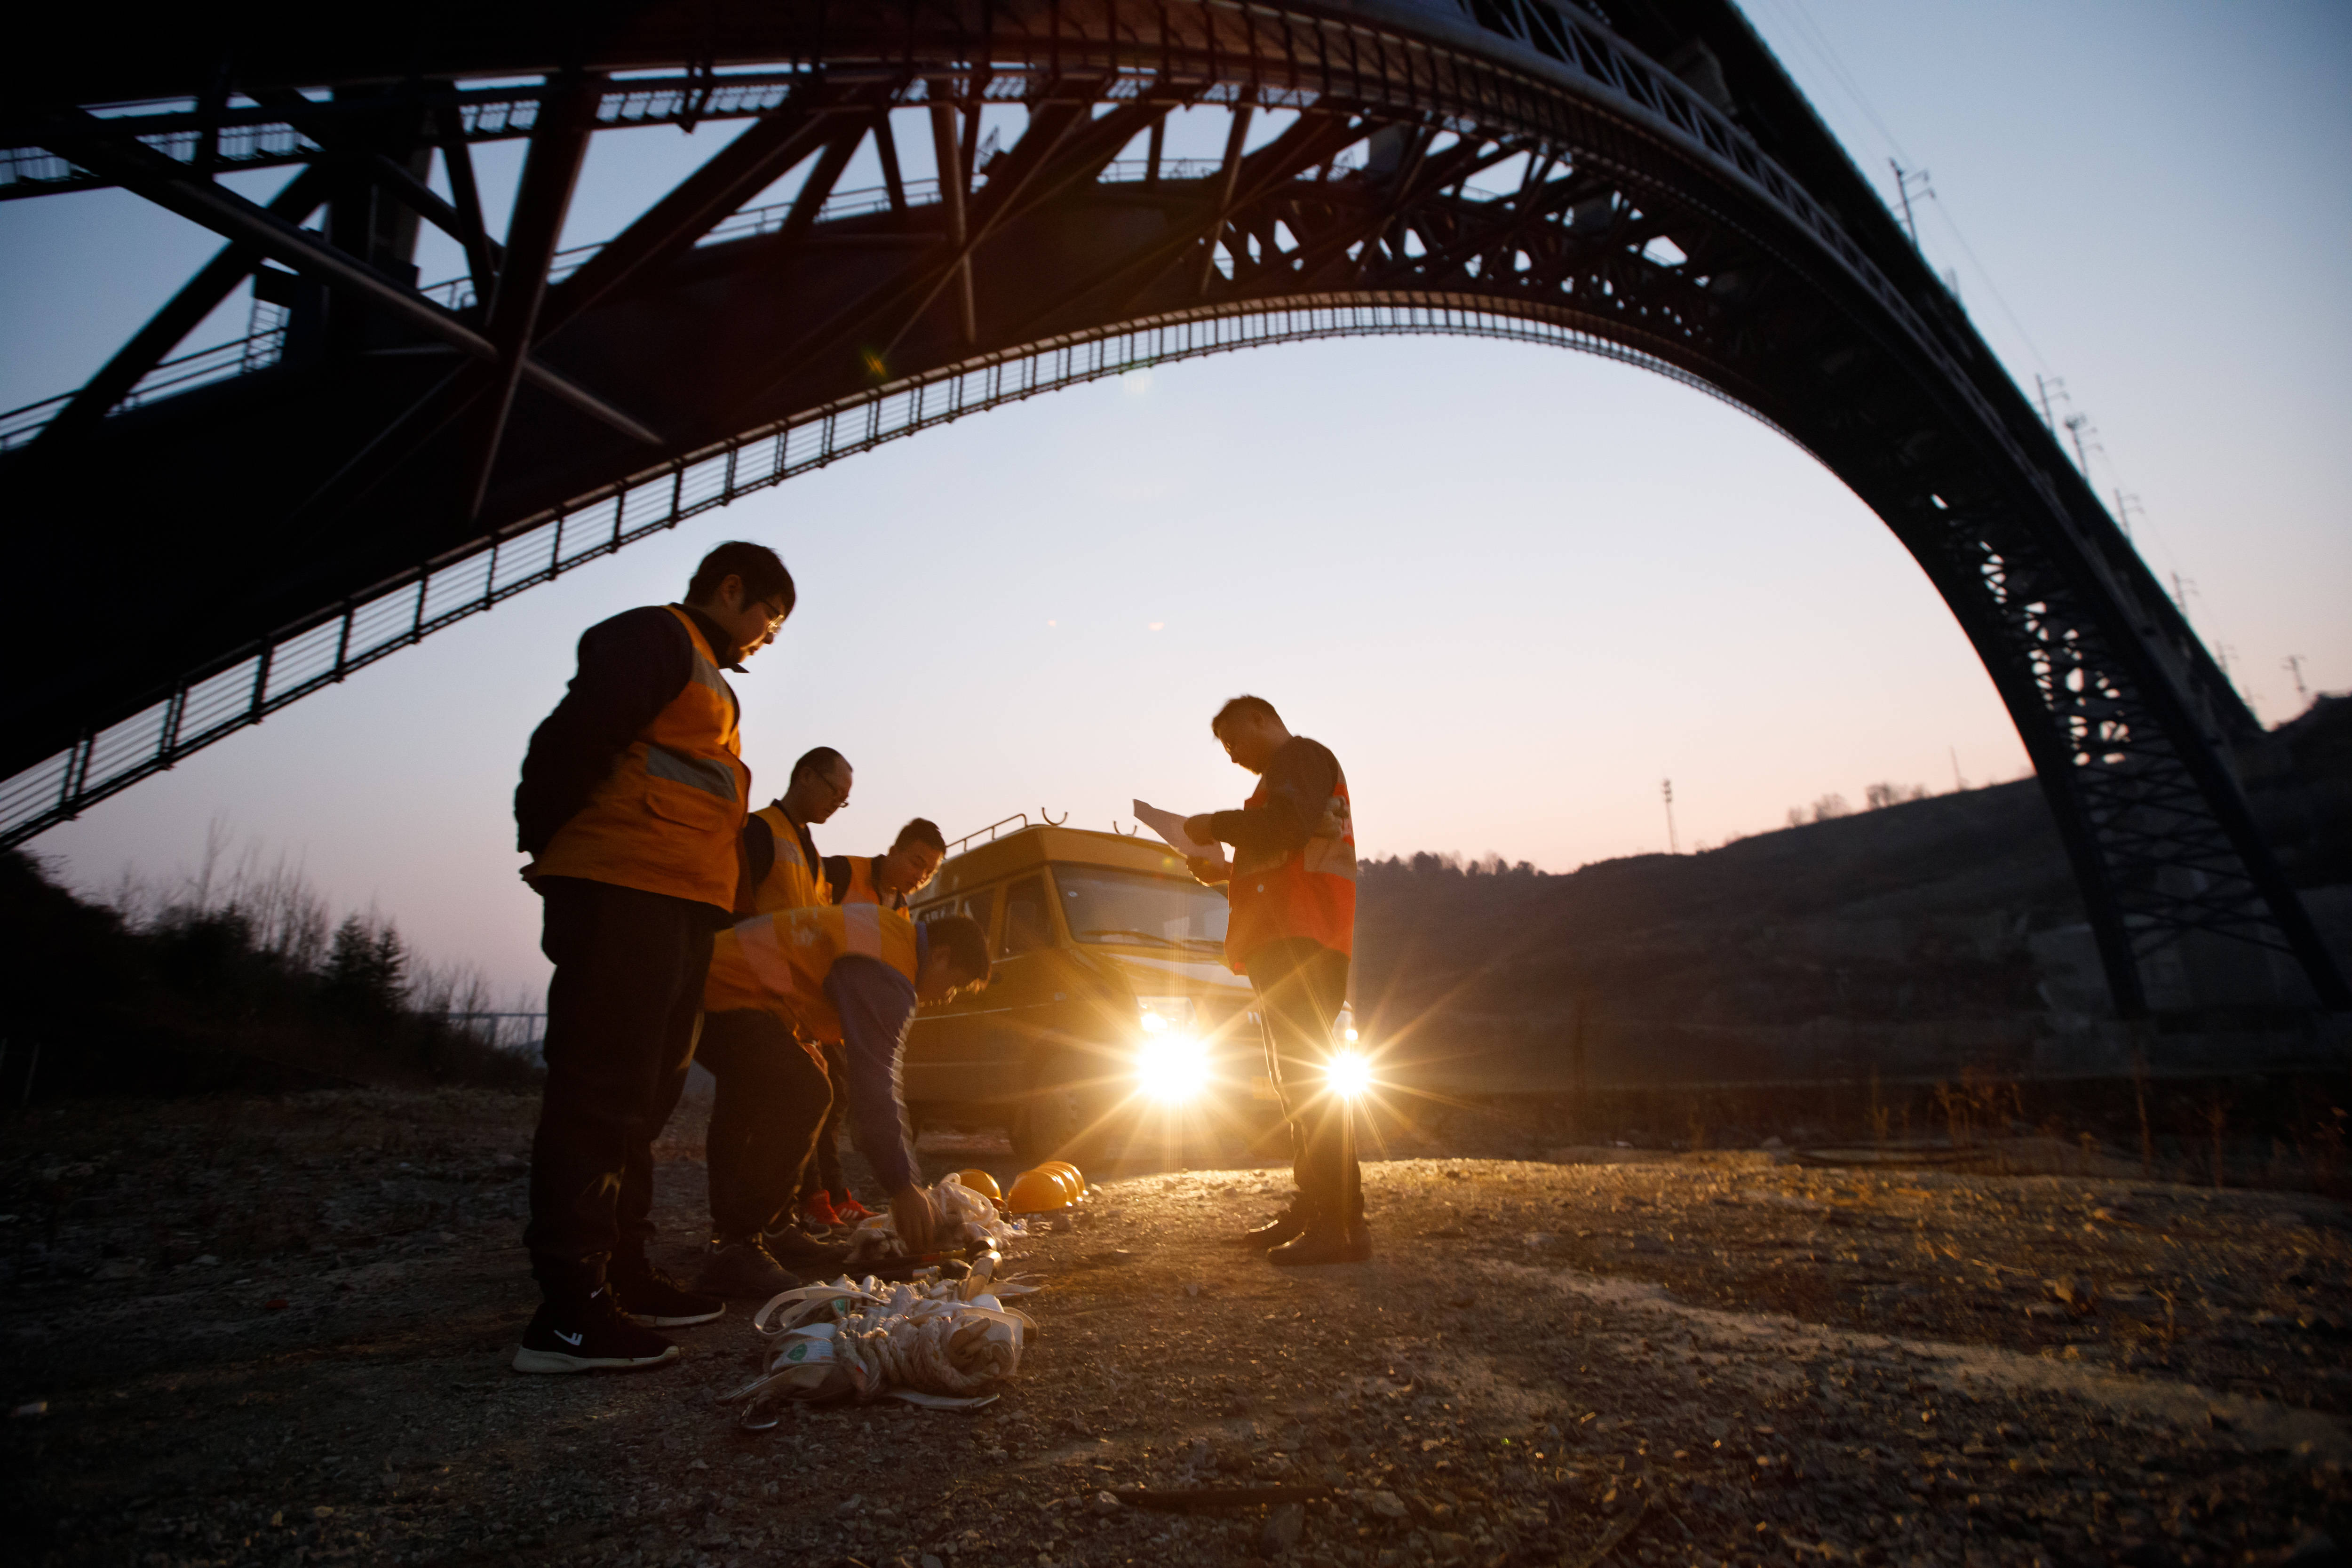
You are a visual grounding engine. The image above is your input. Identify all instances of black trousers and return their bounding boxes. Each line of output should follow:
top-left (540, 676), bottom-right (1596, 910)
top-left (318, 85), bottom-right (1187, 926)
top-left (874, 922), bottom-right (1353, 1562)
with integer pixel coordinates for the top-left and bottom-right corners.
top-left (798, 1040), bottom-right (850, 1202)
top-left (524, 877), bottom-right (715, 1296)
top-left (699, 1008), bottom-right (833, 1238)
top-left (1245, 937), bottom-right (1361, 1226)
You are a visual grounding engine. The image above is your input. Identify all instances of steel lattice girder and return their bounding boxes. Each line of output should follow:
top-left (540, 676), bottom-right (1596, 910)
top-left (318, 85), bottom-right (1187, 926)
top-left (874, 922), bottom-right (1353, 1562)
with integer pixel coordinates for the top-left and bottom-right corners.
top-left (0, 0), bottom-right (2340, 1019)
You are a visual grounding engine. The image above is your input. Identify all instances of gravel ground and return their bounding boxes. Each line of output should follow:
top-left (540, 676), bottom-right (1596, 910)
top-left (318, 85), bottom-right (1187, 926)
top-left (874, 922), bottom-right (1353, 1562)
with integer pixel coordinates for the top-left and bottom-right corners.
top-left (1, 1087), bottom-right (2348, 1567)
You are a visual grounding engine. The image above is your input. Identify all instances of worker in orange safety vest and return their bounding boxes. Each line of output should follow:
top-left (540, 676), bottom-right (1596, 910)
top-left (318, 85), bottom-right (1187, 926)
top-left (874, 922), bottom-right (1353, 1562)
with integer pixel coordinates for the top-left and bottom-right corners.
top-left (692, 746), bottom-right (855, 1301)
top-left (820, 818), bottom-right (946, 911)
top-left (1183, 694), bottom-right (1366, 1266)
top-left (703, 902), bottom-right (992, 1259)
top-left (791, 818), bottom-right (952, 1228)
top-left (510, 541), bottom-right (794, 1375)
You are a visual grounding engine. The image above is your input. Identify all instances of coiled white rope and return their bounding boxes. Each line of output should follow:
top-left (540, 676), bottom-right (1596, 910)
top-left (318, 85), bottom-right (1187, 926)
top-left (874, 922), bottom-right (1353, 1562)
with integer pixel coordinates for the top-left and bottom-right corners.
top-left (718, 1180), bottom-right (1043, 1425)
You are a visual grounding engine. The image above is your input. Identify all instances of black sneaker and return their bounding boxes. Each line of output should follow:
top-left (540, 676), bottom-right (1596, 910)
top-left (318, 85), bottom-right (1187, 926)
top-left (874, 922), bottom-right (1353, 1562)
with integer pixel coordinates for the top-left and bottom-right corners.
top-left (695, 1236), bottom-right (801, 1300)
top-left (512, 1288), bottom-right (679, 1374)
top-left (762, 1221), bottom-right (849, 1268)
top-left (608, 1261), bottom-right (725, 1327)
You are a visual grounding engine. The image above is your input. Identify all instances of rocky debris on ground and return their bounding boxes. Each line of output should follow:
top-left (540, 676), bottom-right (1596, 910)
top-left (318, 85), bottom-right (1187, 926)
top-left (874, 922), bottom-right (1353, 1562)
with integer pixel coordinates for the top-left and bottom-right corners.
top-left (0, 1089), bottom-right (2347, 1566)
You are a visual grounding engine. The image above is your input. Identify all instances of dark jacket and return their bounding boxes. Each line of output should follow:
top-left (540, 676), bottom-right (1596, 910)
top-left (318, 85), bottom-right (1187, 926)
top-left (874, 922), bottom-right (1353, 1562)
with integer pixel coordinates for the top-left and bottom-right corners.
top-left (514, 604), bottom-right (743, 858)
top-left (1209, 736), bottom-right (1342, 855)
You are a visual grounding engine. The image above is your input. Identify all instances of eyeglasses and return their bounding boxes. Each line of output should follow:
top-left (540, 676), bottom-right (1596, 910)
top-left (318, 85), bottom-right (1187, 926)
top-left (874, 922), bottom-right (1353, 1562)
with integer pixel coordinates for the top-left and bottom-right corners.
top-left (752, 598), bottom-right (791, 635)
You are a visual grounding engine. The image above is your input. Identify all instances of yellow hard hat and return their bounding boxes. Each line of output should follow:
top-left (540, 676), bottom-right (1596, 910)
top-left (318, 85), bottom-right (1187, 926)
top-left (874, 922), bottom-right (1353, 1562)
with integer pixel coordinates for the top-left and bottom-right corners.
top-left (1006, 1169), bottom-right (1070, 1212)
top-left (956, 1169), bottom-right (1003, 1202)
top-left (1042, 1160), bottom-right (1085, 1193)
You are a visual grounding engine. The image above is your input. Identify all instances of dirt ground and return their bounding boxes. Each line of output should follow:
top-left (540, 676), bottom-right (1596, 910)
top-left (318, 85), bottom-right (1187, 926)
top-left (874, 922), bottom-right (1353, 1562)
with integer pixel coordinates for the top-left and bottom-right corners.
top-left (2, 1087), bottom-right (2348, 1568)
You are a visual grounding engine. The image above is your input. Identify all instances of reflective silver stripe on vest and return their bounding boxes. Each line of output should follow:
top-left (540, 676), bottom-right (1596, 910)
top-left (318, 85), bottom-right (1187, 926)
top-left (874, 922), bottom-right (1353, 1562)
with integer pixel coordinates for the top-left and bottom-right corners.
top-left (646, 743), bottom-right (741, 801)
top-left (1303, 792), bottom-right (1358, 881)
top-left (684, 651), bottom-right (732, 699)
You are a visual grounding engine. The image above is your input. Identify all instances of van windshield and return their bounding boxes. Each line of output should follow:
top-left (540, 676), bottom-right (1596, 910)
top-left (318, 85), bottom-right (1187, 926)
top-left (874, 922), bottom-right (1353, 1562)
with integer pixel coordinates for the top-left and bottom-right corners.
top-left (1055, 865), bottom-right (1229, 951)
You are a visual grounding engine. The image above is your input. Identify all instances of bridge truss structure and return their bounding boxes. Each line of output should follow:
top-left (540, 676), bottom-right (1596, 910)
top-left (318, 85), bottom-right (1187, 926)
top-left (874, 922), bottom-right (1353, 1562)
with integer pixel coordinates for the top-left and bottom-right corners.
top-left (1, 0), bottom-right (2341, 1018)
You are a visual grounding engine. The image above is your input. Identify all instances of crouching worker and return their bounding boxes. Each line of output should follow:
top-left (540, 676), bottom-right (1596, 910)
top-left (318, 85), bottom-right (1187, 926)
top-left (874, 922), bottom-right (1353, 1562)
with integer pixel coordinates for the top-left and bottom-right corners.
top-left (700, 904), bottom-right (990, 1278)
top-left (798, 819), bottom-right (950, 1232)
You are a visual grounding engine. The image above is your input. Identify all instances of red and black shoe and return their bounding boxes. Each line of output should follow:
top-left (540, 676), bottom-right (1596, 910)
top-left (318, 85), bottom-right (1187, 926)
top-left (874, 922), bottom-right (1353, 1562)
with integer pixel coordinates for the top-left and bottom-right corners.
top-left (832, 1191), bottom-right (876, 1224)
top-left (801, 1190), bottom-right (842, 1230)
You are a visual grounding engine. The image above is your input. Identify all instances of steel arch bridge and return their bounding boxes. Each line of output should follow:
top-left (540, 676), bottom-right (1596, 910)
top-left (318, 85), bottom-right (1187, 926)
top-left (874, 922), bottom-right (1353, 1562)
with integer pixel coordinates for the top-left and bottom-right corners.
top-left (0, 0), bottom-right (2340, 1019)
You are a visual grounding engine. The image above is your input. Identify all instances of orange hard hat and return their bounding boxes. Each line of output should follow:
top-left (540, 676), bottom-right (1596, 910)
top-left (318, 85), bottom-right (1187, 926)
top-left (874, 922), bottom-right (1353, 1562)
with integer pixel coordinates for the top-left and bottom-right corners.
top-left (956, 1169), bottom-right (1003, 1202)
top-left (1006, 1169), bottom-right (1070, 1212)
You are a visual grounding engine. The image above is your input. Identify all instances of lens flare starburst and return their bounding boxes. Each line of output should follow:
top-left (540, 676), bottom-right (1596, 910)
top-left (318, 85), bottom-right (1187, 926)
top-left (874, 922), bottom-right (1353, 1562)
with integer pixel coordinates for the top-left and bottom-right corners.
top-left (1326, 1050), bottom-right (1373, 1099)
top-left (1136, 1035), bottom-right (1209, 1102)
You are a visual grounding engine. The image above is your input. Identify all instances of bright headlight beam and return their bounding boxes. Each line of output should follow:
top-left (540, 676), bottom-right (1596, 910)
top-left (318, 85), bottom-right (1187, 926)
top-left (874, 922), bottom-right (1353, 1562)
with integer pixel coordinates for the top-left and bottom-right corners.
top-left (1137, 1037), bottom-right (1208, 1101)
top-left (1327, 1051), bottom-right (1372, 1099)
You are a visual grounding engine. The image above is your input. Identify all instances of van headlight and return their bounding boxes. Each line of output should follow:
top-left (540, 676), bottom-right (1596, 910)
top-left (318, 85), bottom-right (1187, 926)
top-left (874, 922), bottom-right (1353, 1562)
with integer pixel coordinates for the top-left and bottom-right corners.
top-left (1137, 1035), bottom-right (1209, 1101)
top-left (1327, 1051), bottom-right (1373, 1098)
top-left (1134, 997), bottom-right (1205, 1100)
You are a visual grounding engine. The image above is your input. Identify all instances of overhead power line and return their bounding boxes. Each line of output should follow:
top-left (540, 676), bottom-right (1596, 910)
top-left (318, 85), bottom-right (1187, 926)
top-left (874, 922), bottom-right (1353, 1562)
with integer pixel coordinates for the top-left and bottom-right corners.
top-left (1755, 0), bottom-right (2203, 640)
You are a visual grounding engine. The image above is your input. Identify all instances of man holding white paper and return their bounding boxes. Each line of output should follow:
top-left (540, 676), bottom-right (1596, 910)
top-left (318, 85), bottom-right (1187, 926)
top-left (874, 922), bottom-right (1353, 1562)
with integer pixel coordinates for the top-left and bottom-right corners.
top-left (1130, 799), bottom-right (1222, 863)
top-left (1172, 695), bottom-right (1367, 1266)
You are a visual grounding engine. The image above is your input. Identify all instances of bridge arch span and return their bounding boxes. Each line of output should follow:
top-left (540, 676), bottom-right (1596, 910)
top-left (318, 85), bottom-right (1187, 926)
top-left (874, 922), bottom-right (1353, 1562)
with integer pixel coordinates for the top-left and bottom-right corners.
top-left (1, 0), bottom-right (2339, 1016)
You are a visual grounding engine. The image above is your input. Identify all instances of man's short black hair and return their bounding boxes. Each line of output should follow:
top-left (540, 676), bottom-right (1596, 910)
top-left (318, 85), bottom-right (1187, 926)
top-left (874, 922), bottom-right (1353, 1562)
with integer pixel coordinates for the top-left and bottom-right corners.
top-left (687, 541), bottom-right (795, 613)
top-left (924, 915), bottom-right (992, 987)
top-left (894, 818), bottom-right (947, 855)
top-left (1212, 695), bottom-right (1282, 734)
top-left (790, 746), bottom-right (848, 785)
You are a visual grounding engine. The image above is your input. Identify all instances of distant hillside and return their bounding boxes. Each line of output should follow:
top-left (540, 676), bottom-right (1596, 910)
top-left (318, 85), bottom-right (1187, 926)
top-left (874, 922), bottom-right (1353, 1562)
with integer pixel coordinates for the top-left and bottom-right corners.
top-left (1353, 695), bottom-right (2352, 1086)
top-left (0, 851), bottom-right (540, 1102)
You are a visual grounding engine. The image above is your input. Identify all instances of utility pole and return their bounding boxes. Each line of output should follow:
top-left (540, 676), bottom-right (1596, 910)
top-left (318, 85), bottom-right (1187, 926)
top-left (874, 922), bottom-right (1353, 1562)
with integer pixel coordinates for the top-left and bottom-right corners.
top-left (2284, 654), bottom-right (2309, 701)
top-left (1889, 160), bottom-right (1931, 249)
top-left (2170, 573), bottom-right (2196, 626)
top-left (1949, 746), bottom-right (1966, 792)
top-left (1661, 779), bottom-right (1678, 855)
top-left (2062, 411), bottom-right (2095, 476)
top-left (2112, 489), bottom-right (2144, 542)
top-left (2034, 373), bottom-right (2066, 435)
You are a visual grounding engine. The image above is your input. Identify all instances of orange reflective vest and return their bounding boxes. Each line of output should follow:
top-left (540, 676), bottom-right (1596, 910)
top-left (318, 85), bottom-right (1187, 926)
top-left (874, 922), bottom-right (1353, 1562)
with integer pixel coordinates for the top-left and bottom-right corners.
top-left (1225, 758), bottom-right (1357, 970)
top-left (710, 804), bottom-right (825, 1024)
top-left (529, 607), bottom-right (750, 910)
top-left (746, 804), bottom-right (823, 915)
top-left (830, 854), bottom-right (908, 911)
top-left (704, 903), bottom-right (921, 1045)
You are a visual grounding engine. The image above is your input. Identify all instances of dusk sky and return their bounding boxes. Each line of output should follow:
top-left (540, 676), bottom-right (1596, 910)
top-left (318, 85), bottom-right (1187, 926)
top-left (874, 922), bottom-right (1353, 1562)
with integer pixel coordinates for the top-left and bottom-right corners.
top-left (3, 1), bottom-right (2346, 1003)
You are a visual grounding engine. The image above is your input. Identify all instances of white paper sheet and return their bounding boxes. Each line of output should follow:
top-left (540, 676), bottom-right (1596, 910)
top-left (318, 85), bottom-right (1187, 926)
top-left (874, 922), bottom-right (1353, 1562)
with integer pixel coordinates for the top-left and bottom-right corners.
top-left (1132, 799), bottom-right (1223, 863)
